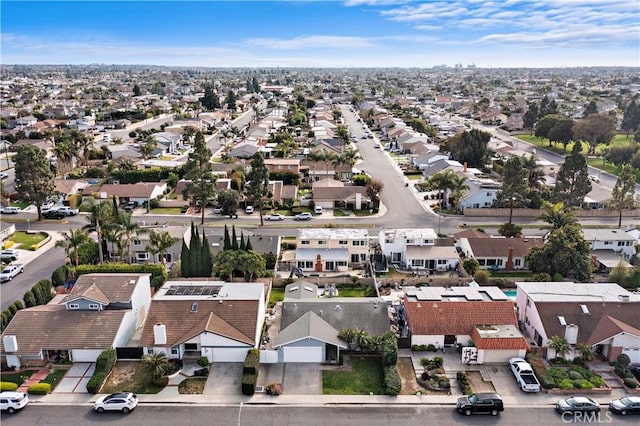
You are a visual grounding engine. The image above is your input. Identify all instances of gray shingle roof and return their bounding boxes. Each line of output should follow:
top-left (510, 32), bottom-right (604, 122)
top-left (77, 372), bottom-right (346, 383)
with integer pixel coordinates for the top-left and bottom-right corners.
top-left (274, 311), bottom-right (346, 348)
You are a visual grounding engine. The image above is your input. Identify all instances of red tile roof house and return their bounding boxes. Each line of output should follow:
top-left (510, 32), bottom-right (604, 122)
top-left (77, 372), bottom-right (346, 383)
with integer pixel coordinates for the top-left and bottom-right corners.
top-left (403, 286), bottom-right (527, 364)
top-left (139, 281), bottom-right (265, 363)
top-left (515, 282), bottom-right (640, 363)
top-left (0, 274), bottom-right (152, 369)
top-left (312, 178), bottom-right (371, 211)
top-left (82, 182), bottom-right (167, 206)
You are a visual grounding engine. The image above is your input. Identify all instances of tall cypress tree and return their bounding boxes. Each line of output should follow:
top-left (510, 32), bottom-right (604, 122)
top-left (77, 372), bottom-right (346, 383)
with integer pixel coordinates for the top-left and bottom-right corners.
top-left (201, 231), bottom-right (213, 277)
top-left (180, 239), bottom-right (191, 277)
top-left (191, 223), bottom-right (201, 275)
top-left (245, 237), bottom-right (253, 251)
top-left (231, 226), bottom-right (238, 250)
top-left (239, 232), bottom-right (246, 251)
top-left (223, 224), bottom-right (231, 250)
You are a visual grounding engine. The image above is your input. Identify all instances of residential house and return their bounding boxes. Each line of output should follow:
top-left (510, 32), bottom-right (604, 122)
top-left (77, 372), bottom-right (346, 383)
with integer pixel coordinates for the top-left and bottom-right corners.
top-left (118, 225), bottom-right (185, 265)
top-left (152, 132), bottom-right (181, 153)
top-left (140, 281), bottom-right (265, 363)
top-left (457, 176), bottom-right (501, 210)
top-left (1, 222), bottom-right (16, 241)
top-left (83, 182), bottom-right (167, 205)
top-left (0, 273), bottom-right (152, 368)
top-left (53, 179), bottom-right (92, 198)
top-left (457, 236), bottom-right (544, 270)
top-left (582, 229), bottom-right (636, 272)
top-left (295, 228), bottom-right (369, 272)
top-left (403, 286), bottom-right (527, 364)
top-left (275, 282), bottom-right (390, 363)
top-left (312, 178), bottom-right (371, 211)
top-left (515, 282), bottom-right (640, 363)
top-left (264, 158), bottom-right (300, 175)
top-left (107, 144), bottom-right (143, 160)
top-left (378, 228), bottom-right (459, 271)
top-left (301, 160), bottom-right (352, 182)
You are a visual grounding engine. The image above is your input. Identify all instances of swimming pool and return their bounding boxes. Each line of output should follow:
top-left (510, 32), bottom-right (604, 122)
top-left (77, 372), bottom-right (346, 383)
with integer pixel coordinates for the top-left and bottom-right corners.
top-left (502, 290), bottom-right (517, 299)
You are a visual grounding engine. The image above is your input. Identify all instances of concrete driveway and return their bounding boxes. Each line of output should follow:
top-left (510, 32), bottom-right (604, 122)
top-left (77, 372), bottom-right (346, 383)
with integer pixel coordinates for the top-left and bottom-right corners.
top-left (204, 363), bottom-right (243, 395)
top-left (53, 362), bottom-right (95, 393)
top-left (282, 364), bottom-right (321, 395)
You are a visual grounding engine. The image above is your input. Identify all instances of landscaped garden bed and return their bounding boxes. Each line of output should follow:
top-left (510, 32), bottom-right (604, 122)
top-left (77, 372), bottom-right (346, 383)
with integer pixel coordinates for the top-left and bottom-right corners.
top-left (178, 377), bottom-right (206, 394)
top-left (527, 354), bottom-right (610, 394)
top-left (0, 369), bottom-right (36, 387)
top-left (417, 356), bottom-right (450, 393)
top-left (100, 361), bottom-right (166, 394)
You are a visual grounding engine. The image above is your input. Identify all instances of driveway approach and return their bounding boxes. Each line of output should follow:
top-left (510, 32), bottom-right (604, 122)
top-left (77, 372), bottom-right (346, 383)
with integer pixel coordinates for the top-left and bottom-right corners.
top-left (204, 363), bottom-right (243, 395)
top-left (53, 362), bottom-right (95, 394)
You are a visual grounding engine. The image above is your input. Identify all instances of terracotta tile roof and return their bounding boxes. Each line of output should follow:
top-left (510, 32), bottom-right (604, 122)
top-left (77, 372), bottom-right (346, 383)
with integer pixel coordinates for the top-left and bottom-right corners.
top-left (404, 300), bottom-right (518, 335)
top-left (454, 229), bottom-right (488, 240)
top-left (471, 327), bottom-right (529, 350)
top-left (534, 301), bottom-right (640, 345)
top-left (139, 300), bottom-right (259, 347)
top-left (85, 182), bottom-right (165, 199)
top-left (62, 274), bottom-right (147, 304)
top-left (0, 305), bottom-right (127, 354)
top-left (466, 237), bottom-right (543, 258)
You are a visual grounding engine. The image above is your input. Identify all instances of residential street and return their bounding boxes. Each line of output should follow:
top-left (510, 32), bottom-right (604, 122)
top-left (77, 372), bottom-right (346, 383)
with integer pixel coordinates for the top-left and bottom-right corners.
top-left (2, 404), bottom-right (634, 426)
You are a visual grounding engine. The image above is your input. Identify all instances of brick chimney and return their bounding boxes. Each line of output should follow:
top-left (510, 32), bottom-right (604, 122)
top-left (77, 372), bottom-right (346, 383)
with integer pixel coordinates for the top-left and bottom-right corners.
top-left (505, 246), bottom-right (514, 271)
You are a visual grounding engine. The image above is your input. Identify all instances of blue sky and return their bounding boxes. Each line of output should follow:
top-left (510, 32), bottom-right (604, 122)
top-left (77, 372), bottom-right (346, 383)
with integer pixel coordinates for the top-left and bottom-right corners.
top-left (2, 1), bottom-right (638, 67)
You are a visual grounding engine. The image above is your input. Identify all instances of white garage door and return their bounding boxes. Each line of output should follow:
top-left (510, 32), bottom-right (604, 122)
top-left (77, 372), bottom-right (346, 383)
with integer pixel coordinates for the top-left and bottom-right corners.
top-left (622, 348), bottom-right (640, 364)
top-left (210, 348), bottom-right (251, 363)
top-left (71, 349), bottom-right (103, 362)
top-left (283, 346), bottom-right (322, 363)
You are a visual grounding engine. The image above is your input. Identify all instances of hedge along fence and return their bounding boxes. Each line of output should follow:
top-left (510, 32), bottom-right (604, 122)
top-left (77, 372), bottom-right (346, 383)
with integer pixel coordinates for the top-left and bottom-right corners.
top-left (381, 332), bottom-right (398, 367)
top-left (75, 263), bottom-right (168, 290)
top-left (30, 233), bottom-right (51, 251)
top-left (86, 349), bottom-right (117, 394)
top-left (27, 383), bottom-right (52, 395)
top-left (384, 365), bottom-right (401, 396)
top-left (242, 349), bottom-right (260, 396)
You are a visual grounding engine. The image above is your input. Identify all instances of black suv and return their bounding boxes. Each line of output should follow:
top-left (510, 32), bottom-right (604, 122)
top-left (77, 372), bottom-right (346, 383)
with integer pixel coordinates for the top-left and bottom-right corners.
top-left (43, 210), bottom-right (66, 220)
top-left (457, 393), bottom-right (504, 416)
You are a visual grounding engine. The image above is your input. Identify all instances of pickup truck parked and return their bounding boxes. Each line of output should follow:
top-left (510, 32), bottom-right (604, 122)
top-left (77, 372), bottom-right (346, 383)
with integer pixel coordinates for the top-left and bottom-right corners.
top-left (509, 357), bottom-right (541, 392)
top-left (51, 206), bottom-right (79, 216)
top-left (0, 264), bottom-right (24, 282)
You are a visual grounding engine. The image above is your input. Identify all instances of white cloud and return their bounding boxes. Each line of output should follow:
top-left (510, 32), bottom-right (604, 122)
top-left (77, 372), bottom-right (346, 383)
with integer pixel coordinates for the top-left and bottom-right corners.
top-left (245, 35), bottom-right (374, 50)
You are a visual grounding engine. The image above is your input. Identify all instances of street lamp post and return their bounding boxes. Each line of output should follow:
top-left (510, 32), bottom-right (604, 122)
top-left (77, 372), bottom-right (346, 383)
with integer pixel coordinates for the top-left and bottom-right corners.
top-left (508, 196), bottom-right (516, 226)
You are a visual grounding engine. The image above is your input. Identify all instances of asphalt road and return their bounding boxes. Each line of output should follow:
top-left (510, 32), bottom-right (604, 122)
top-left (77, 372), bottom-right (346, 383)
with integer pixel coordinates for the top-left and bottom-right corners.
top-left (0, 236), bottom-right (65, 311)
top-left (2, 404), bottom-right (635, 426)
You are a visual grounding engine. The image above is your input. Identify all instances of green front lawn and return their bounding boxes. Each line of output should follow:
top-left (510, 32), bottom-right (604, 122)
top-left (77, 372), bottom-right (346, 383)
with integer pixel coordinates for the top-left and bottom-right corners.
top-left (10, 231), bottom-right (48, 249)
top-left (322, 356), bottom-right (385, 395)
top-left (517, 134), bottom-right (633, 157)
top-left (337, 287), bottom-right (377, 297)
top-left (0, 370), bottom-right (36, 386)
top-left (150, 207), bottom-right (184, 215)
top-left (587, 158), bottom-right (640, 183)
top-left (9, 201), bottom-right (29, 209)
top-left (40, 368), bottom-right (69, 391)
top-left (353, 209), bottom-right (375, 216)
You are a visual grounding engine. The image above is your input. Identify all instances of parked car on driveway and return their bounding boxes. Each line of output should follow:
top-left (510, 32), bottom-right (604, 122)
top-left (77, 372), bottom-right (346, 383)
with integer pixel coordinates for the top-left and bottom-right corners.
top-left (294, 212), bottom-right (312, 221)
top-left (51, 206), bottom-right (78, 216)
top-left (123, 201), bottom-right (139, 212)
top-left (555, 396), bottom-right (600, 414)
top-left (0, 172), bottom-right (8, 180)
top-left (609, 396), bottom-right (640, 415)
top-left (0, 264), bottom-right (24, 282)
top-left (94, 392), bottom-right (138, 414)
top-left (509, 357), bottom-right (541, 392)
top-left (265, 213), bottom-right (284, 221)
top-left (1, 249), bottom-right (20, 261)
top-left (0, 391), bottom-right (28, 413)
top-left (245, 205), bottom-right (254, 214)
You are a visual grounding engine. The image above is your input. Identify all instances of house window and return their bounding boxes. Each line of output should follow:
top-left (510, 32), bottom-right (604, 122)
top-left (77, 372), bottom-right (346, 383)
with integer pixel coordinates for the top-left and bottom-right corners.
top-left (147, 348), bottom-right (154, 355)
top-left (318, 240), bottom-right (326, 245)
top-left (486, 192), bottom-right (492, 196)
top-left (336, 261), bottom-right (347, 267)
top-left (515, 259), bottom-right (522, 267)
top-left (297, 261), bottom-right (313, 269)
top-left (133, 239), bottom-right (141, 245)
top-left (617, 241), bottom-right (625, 246)
top-left (526, 298), bottom-right (531, 307)
top-left (525, 317), bottom-right (530, 325)
top-left (423, 239), bottom-right (433, 244)
top-left (352, 240), bottom-right (366, 246)
top-left (170, 347), bottom-right (179, 355)
top-left (301, 240), bottom-right (310, 245)
top-left (68, 304), bottom-right (79, 310)
top-left (88, 304), bottom-right (99, 310)
top-left (604, 241), bottom-right (612, 245)
top-left (385, 239), bottom-right (393, 244)
top-left (162, 253), bottom-right (173, 263)
top-left (411, 259), bottom-right (424, 267)
top-left (338, 240), bottom-right (348, 245)
top-left (477, 259), bottom-right (486, 266)
top-left (437, 259), bottom-right (447, 265)
top-left (391, 252), bottom-right (402, 262)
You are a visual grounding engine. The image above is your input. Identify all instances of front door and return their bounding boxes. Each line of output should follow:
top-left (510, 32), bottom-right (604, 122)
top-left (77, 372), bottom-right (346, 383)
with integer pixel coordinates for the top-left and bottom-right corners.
top-left (444, 335), bottom-right (456, 347)
top-left (325, 261), bottom-right (335, 271)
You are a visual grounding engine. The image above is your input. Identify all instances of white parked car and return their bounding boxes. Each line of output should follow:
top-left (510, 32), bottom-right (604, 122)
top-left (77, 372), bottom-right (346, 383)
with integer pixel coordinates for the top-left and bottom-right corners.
top-left (0, 391), bottom-right (28, 413)
top-left (265, 213), bottom-right (284, 221)
top-left (588, 175), bottom-right (600, 183)
top-left (94, 392), bottom-right (138, 414)
top-left (245, 205), bottom-right (254, 214)
top-left (1, 206), bottom-right (20, 214)
top-left (1, 249), bottom-right (20, 261)
top-left (0, 264), bottom-right (24, 282)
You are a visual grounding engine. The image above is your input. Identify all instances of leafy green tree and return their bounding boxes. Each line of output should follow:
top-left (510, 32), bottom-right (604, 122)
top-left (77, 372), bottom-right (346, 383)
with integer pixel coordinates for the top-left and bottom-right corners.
top-left (365, 179), bottom-right (384, 211)
top-left (495, 157), bottom-right (528, 207)
top-left (582, 100), bottom-right (598, 117)
top-left (226, 90), bottom-right (237, 110)
top-left (336, 125), bottom-right (350, 143)
top-left (23, 290), bottom-right (36, 308)
top-left (139, 135), bottom-right (157, 159)
top-left (552, 142), bottom-right (592, 207)
top-left (537, 201), bottom-right (577, 230)
top-left (539, 95), bottom-right (558, 117)
top-left (605, 142), bottom-right (638, 166)
top-left (548, 336), bottom-right (571, 360)
top-left (215, 250), bottom-right (240, 280)
top-left (180, 239), bottom-right (191, 277)
top-left (498, 223), bottom-right (522, 238)
top-left (217, 189), bottom-right (240, 216)
top-left (133, 84), bottom-right (141, 96)
top-left (573, 113), bottom-right (616, 155)
top-left (608, 164), bottom-right (637, 228)
top-left (526, 224), bottom-right (592, 282)
top-left (547, 117), bottom-right (574, 153)
top-left (445, 129), bottom-right (492, 168)
top-left (237, 251), bottom-right (266, 281)
top-left (534, 114), bottom-right (563, 141)
top-left (83, 199), bottom-right (113, 264)
top-left (245, 152), bottom-right (270, 226)
top-left (15, 145), bottom-right (55, 221)
top-left (223, 225), bottom-right (231, 251)
top-left (621, 99), bottom-right (640, 137)
top-left (200, 86), bottom-right (220, 110)
top-left (183, 131), bottom-right (217, 225)
top-left (200, 230), bottom-right (213, 277)
top-left (523, 102), bottom-right (538, 134)
top-left (118, 211), bottom-right (147, 264)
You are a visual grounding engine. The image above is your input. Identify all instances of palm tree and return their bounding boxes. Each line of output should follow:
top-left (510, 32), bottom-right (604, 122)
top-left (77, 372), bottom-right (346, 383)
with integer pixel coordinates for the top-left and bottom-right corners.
top-left (101, 222), bottom-right (121, 261)
top-left (117, 211), bottom-right (147, 264)
top-left (53, 138), bottom-right (77, 176)
top-left (448, 173), bottom-right (470, 211)
top-left (55, 229), bottom-right (89, 266)
top-left (145, 230), bottom-right (174, 265)
top-left (70, 130), bottom-right (92, 166)
top-left (522, 154), bottom-right (545, 191)
top-left (576, 342), bottom-right (596, 363)
top-left (426, 169), bottom-right (456, 208)
top-left (142, 352), bottom-right (170, 382)
top-left (548, 335), bottom-right (572, 360)
top-left (538, 201), bottom-right (577, 230)
top-left (139, 135), bottom-right (158, 159)
top-left (83, 200), bottom-right (113, 264)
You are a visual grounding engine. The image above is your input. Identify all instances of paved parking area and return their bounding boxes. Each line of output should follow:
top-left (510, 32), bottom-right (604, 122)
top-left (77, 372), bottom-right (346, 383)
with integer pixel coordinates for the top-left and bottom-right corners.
top-left (54, 362), bottom-right (95, 393)
top-left (282, 364), bottom-right (321, 395)
top-left (204, 363), bottom-right (243, 395)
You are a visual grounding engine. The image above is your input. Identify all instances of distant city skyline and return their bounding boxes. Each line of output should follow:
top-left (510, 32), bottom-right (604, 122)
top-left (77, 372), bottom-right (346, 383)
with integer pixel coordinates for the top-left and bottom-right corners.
top-left (1, 1), bottom-right (638, 68)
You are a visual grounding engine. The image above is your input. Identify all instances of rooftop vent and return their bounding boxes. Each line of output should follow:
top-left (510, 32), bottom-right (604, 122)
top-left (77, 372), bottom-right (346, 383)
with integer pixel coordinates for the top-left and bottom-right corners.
top-left (191, 302), bottom-right (198, 312)
top-left (289, 286), bottom-right (299, 292)
top-left (580, 304), bottom-right (590, 315)
top-left (304, 286), bottom-right (314, 292)
top-left (334, 305), bottom-right (342, 311)
top-left (558, 316), bottom-right (567, 326)
top-left (129, 279), bottom-right (136, 285)
top-left (619, 294), bottom-right (630, 302)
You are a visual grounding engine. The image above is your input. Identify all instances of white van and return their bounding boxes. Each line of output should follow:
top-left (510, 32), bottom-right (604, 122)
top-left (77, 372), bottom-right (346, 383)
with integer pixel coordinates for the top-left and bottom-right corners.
top-left (314, 206), bottom-right (323, 215)
top-left (102, 133), bottom-right (112, 142)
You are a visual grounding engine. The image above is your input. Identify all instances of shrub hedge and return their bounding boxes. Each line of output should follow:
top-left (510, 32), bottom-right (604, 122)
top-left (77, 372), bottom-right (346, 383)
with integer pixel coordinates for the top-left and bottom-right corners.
top-left (27, 383), bottom-right (52, 395)
top-left (384, 365), bottom-right (401, 396)
top-left (0, 382), bottom-right (18, 391)
top-left (197, 356), bottom-right (209, 367)
top-left (75, 263), bottom-right (167, 289)
top-left (456, 371), bottom-right (472, 395)
top-left (243, 349), bottom-right (260, 375)
top-left (623, 378), bottom-right (638, 388)
top-left (242, 373), bottom-right (257, 396)
top-left (86, 349), bottom-right (117, 394)
top-left (381, 333), bottom-right (398, 367)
